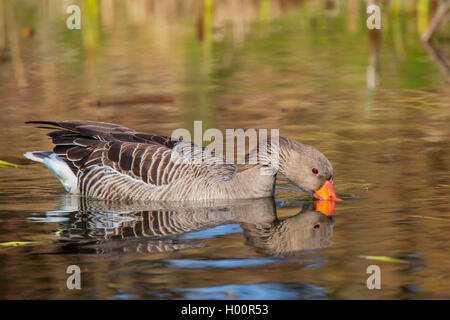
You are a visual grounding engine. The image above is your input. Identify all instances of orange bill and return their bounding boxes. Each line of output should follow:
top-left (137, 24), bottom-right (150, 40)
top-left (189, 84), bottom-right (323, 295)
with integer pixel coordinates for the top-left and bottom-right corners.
top-left (314, 200), bottom-right (336, 215)
top-left (313, 180), bottom-right (341, 201)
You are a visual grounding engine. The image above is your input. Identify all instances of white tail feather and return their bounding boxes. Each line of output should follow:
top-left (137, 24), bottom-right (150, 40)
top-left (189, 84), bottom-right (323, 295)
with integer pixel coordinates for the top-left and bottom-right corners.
top-left (24, 151), bottom-right (78, 193)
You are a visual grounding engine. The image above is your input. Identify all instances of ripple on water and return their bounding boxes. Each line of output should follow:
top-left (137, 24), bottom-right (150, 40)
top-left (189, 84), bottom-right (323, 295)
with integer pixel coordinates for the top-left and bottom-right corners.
top-left (171, 283), bottom-right (329, 300)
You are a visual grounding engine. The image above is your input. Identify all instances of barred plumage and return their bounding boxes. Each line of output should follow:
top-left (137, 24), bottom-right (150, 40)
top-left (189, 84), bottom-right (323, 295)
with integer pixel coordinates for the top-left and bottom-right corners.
top-left (25, 120), bottom-right (338, 201)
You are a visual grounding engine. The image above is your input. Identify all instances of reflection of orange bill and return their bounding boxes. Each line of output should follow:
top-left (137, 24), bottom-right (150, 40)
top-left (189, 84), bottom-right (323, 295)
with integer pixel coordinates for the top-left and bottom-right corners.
top-left (314, 180), bottom-right (341, 201)
top-left (314, 200), bottom-right (336, 216)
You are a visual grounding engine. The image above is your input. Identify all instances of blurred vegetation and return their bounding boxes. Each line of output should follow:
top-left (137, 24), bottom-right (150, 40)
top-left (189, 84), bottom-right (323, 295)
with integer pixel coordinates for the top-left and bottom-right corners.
top-left (0, 0), bottom-right (448, 87)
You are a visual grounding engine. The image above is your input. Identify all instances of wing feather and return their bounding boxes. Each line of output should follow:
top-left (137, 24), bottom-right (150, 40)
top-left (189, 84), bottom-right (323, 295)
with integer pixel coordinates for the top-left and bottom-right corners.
top-left (26, 121), bottom-right (237, 193)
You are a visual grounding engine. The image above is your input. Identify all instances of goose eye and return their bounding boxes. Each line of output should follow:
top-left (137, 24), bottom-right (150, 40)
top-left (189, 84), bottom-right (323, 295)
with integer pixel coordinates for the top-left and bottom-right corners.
top-left (312, 168), bottom-right (319, 175)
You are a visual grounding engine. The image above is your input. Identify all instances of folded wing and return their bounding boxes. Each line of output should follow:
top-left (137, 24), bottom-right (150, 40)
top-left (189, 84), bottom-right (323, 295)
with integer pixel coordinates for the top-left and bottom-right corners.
top-left (26, 121), bottom-right (236, 198)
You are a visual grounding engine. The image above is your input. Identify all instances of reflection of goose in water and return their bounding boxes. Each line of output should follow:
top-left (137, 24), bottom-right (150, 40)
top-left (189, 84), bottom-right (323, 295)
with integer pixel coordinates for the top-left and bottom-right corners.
top-left (54, 195), bottom-right (334, 256)
top-left (242, 208), bottom-right (333, 255)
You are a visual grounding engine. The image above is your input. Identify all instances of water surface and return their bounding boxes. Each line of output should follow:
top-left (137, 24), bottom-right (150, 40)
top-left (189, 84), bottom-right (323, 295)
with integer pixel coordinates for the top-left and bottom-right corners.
top-left (0, 0), bottom-right (449, 299)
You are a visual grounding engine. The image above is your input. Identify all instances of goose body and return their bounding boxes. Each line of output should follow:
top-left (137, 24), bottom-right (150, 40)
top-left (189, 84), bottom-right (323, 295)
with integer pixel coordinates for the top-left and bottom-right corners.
top-left (24, 121), bottom-right (340, 201)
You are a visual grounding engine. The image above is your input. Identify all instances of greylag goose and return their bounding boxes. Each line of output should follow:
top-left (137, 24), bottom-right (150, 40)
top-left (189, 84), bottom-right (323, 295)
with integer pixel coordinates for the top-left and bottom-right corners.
top-left (24, 121), bottom-right (340, 201)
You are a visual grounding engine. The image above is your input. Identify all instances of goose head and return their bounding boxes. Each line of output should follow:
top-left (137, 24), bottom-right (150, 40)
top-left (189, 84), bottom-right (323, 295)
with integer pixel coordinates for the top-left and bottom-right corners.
top-left (278, 138), bottom-right (341, 201)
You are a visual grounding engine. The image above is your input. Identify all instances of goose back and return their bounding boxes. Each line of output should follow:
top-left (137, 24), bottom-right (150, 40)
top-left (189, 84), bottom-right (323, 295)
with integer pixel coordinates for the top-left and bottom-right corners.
top-left (27, 121), bottom-right (239, 201)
